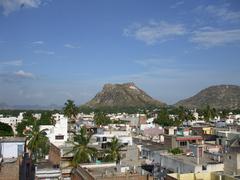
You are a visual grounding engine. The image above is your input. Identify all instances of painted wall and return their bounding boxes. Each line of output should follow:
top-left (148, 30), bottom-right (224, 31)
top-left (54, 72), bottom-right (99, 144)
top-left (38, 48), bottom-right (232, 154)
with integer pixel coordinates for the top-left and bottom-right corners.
top-left (40, 114), bottom-right (68, 147)
top-left (0, 142), bottom-right (25, 158)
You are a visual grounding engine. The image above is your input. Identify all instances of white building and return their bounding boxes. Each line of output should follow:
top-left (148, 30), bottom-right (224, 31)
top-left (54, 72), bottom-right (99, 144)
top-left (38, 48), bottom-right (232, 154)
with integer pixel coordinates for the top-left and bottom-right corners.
top-left (140, 117), bottom-right (156, 131)
top-left (33, 113), bottom-right (41, 120)
top-left (152, 152), bottom-right (224, 174)
top-left (0, 112), bottom-right (24, 134)
top-left (40, 113), bottom-right (68, 147)
top-left (92, 130), bottom-right (133, 148)
top-left (0, 137), bottom-right (25, 158)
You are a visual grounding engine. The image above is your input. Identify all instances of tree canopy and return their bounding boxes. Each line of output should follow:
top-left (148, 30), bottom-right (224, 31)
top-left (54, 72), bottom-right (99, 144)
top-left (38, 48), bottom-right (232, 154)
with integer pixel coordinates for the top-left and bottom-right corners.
top-left (36, 111), bottom-right (55, 126)
top-left (26, 122), bottom-right (50, 162)
top-left (94, 112), bottom-right (112, 126)
top-left (16, 112), bottom-right (36, 136)
top-left (104, 136), bottom-right (124, 163)
top-left (63, 100), bottom-right (78, 122)
top-left (65, 127), bottom-right (97, 167)
top-left (154, 108), bottom-right (173, 126)
top-left (0, 122), bottom-right (14, 136)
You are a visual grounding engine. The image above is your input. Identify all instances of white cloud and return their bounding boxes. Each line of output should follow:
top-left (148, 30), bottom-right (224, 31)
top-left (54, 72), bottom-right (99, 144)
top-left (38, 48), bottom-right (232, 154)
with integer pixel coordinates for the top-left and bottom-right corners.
top-left (191, 28), bottom-right (240, 47)
top-left (170, 1), bottom-right (184, 9)
top-left (124, 21), bottom-right (186, 45)
top-left (34, 49), bottom-right (55, 55)
top-left (0, 60), bottom-right (22, 66)
top-left (64, 44), bottom-right (80, 49)
top-left (32, 40), bottom-right (44, 45)
top-left (196, 4), bottom-right (240, 23)
top-left (14, 70), bottom-right (34, 78)
top-left (0, 0), bottom-right (42, 16)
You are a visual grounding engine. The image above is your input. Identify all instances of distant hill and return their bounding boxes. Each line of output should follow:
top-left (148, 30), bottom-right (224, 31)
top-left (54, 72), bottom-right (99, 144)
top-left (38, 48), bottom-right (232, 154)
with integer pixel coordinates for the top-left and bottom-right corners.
top-left (0, 103), bottom-right (62, 110)
top-left (175, 85), bottom-right (240, 109)
top-left (0, 103), bottom-right (9, 109)
top-left (84, 82), bottom-right (166, 109)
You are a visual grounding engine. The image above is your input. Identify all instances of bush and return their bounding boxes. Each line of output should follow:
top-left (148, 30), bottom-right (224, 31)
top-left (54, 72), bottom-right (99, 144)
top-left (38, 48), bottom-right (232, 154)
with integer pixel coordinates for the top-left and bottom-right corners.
top-left (0, 122), bottom-right (14, 136)
top-left (168, 148), bottom-right (183, 155)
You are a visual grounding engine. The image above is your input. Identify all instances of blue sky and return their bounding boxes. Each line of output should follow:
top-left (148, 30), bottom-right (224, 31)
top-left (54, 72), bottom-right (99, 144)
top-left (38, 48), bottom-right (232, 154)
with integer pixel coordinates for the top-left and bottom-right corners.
top-left (0, 0), bottom-right (240, 106)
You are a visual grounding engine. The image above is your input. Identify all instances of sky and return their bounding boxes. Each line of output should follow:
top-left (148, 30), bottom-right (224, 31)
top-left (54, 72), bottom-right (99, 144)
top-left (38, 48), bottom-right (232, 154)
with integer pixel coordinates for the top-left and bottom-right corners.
top-left (0, 0), bottom-right (240, 106)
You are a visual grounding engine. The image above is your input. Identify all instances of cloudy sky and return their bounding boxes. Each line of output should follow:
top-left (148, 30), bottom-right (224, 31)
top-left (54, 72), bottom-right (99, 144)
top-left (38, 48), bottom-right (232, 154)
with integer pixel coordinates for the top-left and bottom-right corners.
top-left (0, 0), bottom-right (240, 106)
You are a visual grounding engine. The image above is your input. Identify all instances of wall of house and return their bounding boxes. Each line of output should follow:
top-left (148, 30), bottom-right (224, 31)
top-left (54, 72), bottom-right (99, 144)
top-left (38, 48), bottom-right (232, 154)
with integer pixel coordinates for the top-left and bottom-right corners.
top-left (0, 141), bottom-right (25, 158)
top-left (49, 143), bottom-right (61, 166)
top-left (153, 153), bottom-right (199, 173)
top-left (166, 172), bottom-right (220, 180)
top-left (0, 156), bottom-right (20, 179)
top-left (40, 115), bottom-right (68, 146)
top-left (224, 152), bottom-right (240, 175)
top-left (206, 163), bottom-right (224, 172)
top-left (202, 127), bottom-right (214, 135)
top-left (71, 165), bottom-right (153, 180)
top-left (163, 135), bottom-right (175, 149)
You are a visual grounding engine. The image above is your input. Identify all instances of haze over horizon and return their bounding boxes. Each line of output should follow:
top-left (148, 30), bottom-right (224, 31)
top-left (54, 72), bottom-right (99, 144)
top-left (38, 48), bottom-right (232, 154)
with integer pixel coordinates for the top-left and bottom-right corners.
top-left (0, 0), bottom-right (240, 106)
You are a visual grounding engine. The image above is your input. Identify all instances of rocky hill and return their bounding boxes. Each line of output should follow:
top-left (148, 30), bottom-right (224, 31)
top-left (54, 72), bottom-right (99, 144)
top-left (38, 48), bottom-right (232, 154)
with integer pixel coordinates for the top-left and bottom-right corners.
top-left (175, 85), bottom-right (240, 109)
top-left (85, 82), bottom-right (166, 108)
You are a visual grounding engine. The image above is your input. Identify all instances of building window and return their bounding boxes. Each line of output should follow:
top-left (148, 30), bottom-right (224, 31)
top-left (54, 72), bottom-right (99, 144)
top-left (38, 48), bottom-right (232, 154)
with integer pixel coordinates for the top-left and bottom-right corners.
top-left (97, 137), bottom-right (101, 142)
top-left (180, 141), bottom-right (187, 146)
top-left (102, 143), bottom-right (107, 149)
top-left (17, 144), bottom-right (24, 156)
top-left (202, 165), bottom-right (207, 170)
top-left (103, 137), bottom-right (107, 141)
top-left (55, 135), bottom-right (64, 140)
top-left (229, 155), bottom-right (231, 159)
top-left (219, 139), bottom-right (222, 145)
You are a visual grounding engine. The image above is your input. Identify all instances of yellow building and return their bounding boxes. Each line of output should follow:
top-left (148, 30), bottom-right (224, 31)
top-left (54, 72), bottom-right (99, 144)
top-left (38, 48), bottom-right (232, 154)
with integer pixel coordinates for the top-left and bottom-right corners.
top-left (202, 127), bottom-right (214, 135)
top-left (166, 172), bottom-right (235, 180)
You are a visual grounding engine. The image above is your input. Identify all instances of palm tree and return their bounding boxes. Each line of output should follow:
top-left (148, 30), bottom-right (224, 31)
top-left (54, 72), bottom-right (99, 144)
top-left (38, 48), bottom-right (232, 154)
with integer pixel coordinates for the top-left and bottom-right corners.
top-left (65, 127), bottom-right (96, 167)
top-left (26, 122), bottom-right (50, 162)
top-left (204, 105), bottom-right (213, 121)
top-left (63, 100), bottom-right (79, 135)
top-left (104, 137), bottom-right (124, 163)
top-left (63, 99), bottom-right (78, 123)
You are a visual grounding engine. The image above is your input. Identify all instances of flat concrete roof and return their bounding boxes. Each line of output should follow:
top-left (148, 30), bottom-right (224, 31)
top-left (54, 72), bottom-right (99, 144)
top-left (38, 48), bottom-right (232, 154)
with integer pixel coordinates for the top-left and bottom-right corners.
top-left (0, 137), bottom-right (26, 143)
top-left (160, 152), bottom-right (222, 166)
top-left (133, 138), bottom-right (168, 151)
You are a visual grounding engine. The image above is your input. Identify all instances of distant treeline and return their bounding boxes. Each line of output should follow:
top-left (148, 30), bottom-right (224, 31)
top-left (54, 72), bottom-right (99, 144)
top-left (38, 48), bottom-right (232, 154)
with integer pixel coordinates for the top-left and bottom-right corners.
top-left (79, 105), bottom-right (160, 114)
top-left (1, 105), bottom-right (240, 116)
top-left (79, 105), bottom-right (240, 115)
top-left (0, 109), bottom-right (61, 117)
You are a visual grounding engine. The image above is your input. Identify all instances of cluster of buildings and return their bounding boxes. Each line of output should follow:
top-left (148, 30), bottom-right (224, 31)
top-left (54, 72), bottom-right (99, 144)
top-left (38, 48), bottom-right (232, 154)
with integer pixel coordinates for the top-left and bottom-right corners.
top-left (0, 110), bottom-right (240, 179)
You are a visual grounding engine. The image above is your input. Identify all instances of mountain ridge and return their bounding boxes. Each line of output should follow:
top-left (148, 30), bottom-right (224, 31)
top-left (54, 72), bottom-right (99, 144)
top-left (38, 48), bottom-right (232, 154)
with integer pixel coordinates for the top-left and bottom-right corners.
top-left (175, 84), bottom-right (240, 109)
top-left (85, 82), bottom-right (166, 108)
top-left (0, 103), bottom-right (62, 110)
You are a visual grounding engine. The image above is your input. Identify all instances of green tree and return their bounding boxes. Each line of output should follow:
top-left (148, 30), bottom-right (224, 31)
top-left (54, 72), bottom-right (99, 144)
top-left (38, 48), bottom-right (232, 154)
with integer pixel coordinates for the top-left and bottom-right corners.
top-left (65, 127), bottom-right (97, 167)
top-left (177, 106), bottom-right (186, 121)
top-left (211, 108), bottom-right (218, 119)
top-left (63, 100), bottom-right (78, 123)
top-left (220, 109), bottom-right (228, 119)
top-left (37, 111), bottom-right (55, 126)
top-left (204, 105), bottom-right (214, 121)
top-left (94, 112), bottom-right (112, 126)
top-left (0, 122), bottom-right (14, 136)
top-left (104, 137), bottom-right (124, 163)
top-left (154, 108), bottom-right (173, 126)
top-left (26, 122), bottom-right (50, 162)
top-left (16, 112), bottom-right (36, 136)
